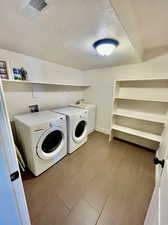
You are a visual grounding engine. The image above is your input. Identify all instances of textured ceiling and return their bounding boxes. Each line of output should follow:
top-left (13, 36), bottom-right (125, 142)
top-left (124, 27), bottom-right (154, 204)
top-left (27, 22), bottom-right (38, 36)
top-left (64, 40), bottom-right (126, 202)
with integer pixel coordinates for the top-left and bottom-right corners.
top-left (107, 0), bottom-right (168, 61)
top-left (129, 0), bottom-right (168, 59)
top-left (131, 0), bottom-right (168, 50)
top-left (0, 0), bottom-right (140, 70)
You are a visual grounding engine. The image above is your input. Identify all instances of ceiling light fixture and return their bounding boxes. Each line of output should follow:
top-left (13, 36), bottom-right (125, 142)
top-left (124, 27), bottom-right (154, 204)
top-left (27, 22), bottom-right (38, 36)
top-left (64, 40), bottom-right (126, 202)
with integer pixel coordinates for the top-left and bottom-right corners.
top-left (93, 38), bottom-right (119, 56)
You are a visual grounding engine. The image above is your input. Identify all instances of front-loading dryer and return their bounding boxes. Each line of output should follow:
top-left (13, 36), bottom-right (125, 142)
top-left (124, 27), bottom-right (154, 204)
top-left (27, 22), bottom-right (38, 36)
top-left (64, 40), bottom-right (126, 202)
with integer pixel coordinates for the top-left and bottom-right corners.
top-left (14, 111), bottom-right (67, 176)
top-left (52, 107), bottom-right (88, 154)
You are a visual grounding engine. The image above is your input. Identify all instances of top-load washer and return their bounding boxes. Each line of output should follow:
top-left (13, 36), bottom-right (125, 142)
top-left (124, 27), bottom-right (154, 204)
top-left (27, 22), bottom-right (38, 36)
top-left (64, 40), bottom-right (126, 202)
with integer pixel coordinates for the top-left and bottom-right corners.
top-left (14, 111), bottom-right (67, 176)
top-left (52, 107), bottom-right (88, 154)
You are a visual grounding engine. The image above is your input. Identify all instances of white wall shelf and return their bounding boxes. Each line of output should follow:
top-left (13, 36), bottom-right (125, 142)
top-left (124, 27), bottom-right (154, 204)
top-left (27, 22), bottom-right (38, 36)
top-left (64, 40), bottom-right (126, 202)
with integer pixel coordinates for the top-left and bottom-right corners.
top-left (110, 79), bottom-right (168, 150)
top-left (1, 79), bottom-right (91, 88)
top-left (112, 124), bottom-right (162, 143)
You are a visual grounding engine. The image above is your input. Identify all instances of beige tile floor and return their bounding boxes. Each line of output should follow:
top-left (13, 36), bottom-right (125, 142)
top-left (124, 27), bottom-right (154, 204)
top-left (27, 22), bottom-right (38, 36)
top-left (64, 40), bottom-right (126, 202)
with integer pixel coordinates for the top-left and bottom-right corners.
top-left (22, 131), bottom-right (155, 225)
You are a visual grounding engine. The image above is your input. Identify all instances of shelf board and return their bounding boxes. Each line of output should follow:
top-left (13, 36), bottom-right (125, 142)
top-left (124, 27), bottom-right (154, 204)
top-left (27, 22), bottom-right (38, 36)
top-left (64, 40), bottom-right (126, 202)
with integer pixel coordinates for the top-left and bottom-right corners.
top-left (1, 79), bottom-right (91, 87)
top-left (115, 96), bottom-right (168, 103)
top-left (113, 109), bottom-right (167, 124)
top-left (112, 124), bottom-right (162, 142)
top-left (115, 78), bottom-right (168, 82)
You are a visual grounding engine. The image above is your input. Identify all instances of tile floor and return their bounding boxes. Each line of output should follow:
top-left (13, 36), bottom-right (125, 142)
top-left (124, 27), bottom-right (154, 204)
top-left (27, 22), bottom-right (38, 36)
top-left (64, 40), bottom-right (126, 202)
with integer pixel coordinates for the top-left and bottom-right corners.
top-left (22, 131), bottom-right (155, 225)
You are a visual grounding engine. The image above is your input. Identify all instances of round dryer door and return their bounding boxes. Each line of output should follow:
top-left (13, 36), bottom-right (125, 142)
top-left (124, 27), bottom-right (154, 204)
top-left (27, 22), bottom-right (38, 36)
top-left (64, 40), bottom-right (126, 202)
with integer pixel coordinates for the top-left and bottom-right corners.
top-left (37, 128), bottom-right (64, 160)
top-left (73, 120), bottom-right (87, 143)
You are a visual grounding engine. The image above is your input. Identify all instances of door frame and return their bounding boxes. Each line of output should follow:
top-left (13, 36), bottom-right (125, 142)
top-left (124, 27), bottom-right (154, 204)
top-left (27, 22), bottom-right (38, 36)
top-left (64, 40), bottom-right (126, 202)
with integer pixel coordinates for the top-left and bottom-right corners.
top-left (0, 80), bottom-right (31, 225)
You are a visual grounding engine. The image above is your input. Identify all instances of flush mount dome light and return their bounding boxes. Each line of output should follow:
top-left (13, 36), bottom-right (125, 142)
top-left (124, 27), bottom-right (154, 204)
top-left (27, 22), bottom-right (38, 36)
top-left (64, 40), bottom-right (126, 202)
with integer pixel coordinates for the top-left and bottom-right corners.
top-left (93, 38), bottom-right (119, 56)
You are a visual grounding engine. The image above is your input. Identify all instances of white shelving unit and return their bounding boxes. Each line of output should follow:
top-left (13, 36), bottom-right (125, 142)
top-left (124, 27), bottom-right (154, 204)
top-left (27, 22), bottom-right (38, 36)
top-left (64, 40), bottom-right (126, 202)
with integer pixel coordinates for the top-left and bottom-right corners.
top-left (110, 79), bottom-right (168, 150)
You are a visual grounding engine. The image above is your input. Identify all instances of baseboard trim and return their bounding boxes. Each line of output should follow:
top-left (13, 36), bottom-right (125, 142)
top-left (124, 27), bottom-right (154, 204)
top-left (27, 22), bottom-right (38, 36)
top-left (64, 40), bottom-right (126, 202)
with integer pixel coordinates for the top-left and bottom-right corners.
top-left (95, 127), bottom-right (110, 135)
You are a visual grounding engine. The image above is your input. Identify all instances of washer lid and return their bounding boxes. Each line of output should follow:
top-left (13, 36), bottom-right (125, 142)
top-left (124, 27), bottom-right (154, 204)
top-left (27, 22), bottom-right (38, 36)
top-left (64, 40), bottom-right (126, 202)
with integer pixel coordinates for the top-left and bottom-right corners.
top-left (52, 107), bottom-right (88, 116)
top-left (37, 127), bottom-right (65, 160)
top-left (14, 111), bottom-right (64, 127)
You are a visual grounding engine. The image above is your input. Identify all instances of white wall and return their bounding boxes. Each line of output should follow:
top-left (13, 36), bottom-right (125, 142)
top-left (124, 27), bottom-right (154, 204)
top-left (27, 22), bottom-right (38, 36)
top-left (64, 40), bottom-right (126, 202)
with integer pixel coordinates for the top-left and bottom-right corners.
top-left (3, 47), bottom-right (168, 136)
top-left (84, 54), bottom-right (168, 134)
top-left (0, 48), bottom-right (87, 119)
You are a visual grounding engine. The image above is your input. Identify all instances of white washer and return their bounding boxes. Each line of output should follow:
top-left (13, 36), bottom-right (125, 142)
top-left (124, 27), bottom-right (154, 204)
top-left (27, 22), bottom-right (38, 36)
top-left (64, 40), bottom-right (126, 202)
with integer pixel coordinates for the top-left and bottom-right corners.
top-left (52, 107), bottom-right (88, 154)
top-left (14, 111), bottom-right (67, 176)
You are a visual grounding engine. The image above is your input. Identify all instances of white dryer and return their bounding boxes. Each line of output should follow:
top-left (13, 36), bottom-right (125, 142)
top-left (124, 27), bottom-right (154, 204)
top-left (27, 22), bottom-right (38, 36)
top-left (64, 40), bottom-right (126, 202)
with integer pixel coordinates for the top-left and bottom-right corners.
top-left (14, 111), bottom-right (67, 176)
top-left (70, 103), bottom-right (96, 134)
top-left (52, 107), bottom-right (88, 154)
